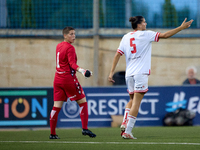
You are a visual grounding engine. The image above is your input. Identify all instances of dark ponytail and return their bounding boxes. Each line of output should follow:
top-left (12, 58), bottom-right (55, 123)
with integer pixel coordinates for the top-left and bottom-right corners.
top-left (129, 16), bottom-right (144, 29)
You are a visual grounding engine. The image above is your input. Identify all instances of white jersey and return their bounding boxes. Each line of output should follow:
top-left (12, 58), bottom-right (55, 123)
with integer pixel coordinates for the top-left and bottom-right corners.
top-left (117, 30), bottom-right (160, 77)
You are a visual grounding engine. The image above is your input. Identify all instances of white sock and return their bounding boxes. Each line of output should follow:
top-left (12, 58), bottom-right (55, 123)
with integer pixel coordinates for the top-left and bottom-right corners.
top-left (125, 115), bottom-right (136, 134)
top-left (122, 108), bottom-right (130, 123)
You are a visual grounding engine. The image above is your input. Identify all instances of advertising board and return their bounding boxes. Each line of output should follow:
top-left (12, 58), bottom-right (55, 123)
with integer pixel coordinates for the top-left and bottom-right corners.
top-left (0, 86), bottom-right (199, 128)
top-left (0, 88), bottom-right (53, 127)
top-left (57, 86), bottom-right (200, 127)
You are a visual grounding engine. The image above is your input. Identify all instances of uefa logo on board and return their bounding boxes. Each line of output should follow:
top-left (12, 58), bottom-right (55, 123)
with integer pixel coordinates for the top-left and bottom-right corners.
top-left (62, 100), bottom-right (80, 118)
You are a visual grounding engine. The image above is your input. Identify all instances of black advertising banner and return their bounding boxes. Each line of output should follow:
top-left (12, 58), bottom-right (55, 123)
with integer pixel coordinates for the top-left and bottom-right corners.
top-left (0, 88), bottom-right (53, 128)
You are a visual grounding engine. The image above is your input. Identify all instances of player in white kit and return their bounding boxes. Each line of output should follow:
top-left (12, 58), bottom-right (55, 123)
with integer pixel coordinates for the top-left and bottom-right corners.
top-left (108, 16), bottom-right (193, 139)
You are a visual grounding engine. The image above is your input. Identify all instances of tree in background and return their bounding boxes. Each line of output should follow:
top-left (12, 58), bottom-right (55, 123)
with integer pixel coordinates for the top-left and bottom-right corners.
top-left (131, 0), bottom-right (148, 27)
top-left (163, 0), bottom-right (178, 27)
top-left (153, 13), bottom-right (162, 28)
top-left (47, 0), bottom-right (93, 28)
top-left (99, 0), bottom-right (148, 28)
top-left (21, 0), bottom-right (36, 28)
top-left (132, 0), bottom-right (148, 18)
top-left (99, 0), bottom-right (106, 27)
top-left (102, 0), bottom-right (125, 27)
top-left (177, 6), bottom-right (190, 26)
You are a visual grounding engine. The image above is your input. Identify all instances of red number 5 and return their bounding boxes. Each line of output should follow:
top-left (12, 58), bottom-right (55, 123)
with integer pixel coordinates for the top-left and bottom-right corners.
top-left (130, 38), bottom-right (137, 54)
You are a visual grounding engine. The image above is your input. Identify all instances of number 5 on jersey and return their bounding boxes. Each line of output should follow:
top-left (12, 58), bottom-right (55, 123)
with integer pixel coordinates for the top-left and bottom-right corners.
top-left (130, 38), bottom-right (137, 54)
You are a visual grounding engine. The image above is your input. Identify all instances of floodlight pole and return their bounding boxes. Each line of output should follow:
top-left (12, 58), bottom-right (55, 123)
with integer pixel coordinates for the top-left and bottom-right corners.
top-left (125, 0), bottom-right (131, 27)
top-left (197, 0), bottom-right (200, 28)
top-left (93, 0), bottom-right (99, 86)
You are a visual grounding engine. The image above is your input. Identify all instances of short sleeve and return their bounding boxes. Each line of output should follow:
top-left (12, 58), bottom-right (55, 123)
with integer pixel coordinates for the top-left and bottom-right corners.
top-left (146, 30), bottom-right (160, 42)
top-left (117, 35), bottom-right (125, 55)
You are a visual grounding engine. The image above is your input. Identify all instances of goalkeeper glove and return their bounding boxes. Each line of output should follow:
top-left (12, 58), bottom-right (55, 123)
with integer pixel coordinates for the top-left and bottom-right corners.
top-left (78, 68), bottom-right (92, 78)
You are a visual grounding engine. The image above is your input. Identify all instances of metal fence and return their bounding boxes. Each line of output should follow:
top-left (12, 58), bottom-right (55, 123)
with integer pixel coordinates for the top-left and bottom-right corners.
top-left (0, 0), bottom-right (199, 29)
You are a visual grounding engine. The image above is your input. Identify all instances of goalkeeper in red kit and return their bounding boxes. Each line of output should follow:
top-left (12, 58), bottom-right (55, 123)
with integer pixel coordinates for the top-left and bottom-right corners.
top-left (49, 26), bottom-right (96, 139)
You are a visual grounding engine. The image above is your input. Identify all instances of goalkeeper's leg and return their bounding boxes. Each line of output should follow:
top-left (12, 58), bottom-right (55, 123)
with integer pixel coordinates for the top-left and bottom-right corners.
top-left (49, 101), bottom-right (63, 139)
top-left (77, 98), bottom-right (96, 138)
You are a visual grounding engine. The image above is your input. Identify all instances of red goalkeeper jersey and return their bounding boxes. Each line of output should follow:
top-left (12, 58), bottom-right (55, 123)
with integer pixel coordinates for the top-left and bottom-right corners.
top-left (54, 41), bottom-right (79, 83)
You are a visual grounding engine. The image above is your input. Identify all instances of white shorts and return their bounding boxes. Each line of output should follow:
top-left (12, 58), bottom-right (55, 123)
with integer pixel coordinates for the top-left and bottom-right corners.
top-left (126, 74), bottom-right (149, 94)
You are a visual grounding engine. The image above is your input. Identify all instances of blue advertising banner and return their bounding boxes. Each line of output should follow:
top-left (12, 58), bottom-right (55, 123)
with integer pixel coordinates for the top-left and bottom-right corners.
top-left (0, 88), bottom-right (53, 128)
top-left (0, 86), bottom-right (199, 128)
top-left (57, 86), bottom-right (200, 128)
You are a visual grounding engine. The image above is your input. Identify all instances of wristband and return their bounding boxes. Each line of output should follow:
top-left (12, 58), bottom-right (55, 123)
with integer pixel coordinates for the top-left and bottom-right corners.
top-left (78, 68), bottom-right (85, 74)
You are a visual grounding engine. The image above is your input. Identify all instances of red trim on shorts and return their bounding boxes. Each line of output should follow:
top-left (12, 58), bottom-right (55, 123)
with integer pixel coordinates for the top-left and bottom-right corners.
top-left (127, 89), bottom-right (148, 94)
top-left (129, 91), bottom-right (134, 94)
top-left (127, 89), bottom-right (134, 94)
top-left (134, 88), bottom-right (149, 93)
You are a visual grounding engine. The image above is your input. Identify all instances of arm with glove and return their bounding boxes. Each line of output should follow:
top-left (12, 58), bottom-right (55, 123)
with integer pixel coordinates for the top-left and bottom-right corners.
top-left (77, 67), bottom-right (92, 78)
top-left (67, 47), bottom-right (92, 78)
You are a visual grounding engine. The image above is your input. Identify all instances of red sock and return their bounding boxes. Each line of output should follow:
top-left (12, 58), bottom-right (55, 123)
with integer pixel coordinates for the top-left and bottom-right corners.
top-left (50, 107), bottom-right (61, 135)
top-left (79, 102), bottom-right (88, 130)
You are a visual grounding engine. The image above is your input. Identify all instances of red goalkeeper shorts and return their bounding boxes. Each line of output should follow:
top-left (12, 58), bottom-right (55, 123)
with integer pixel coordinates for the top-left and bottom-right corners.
top-left (53, 79), bottom-right (85, 101)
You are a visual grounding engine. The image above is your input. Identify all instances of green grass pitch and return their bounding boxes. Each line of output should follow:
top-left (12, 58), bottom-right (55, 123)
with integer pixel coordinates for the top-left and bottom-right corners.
top-left (0, 126), bottom-right (200, 150)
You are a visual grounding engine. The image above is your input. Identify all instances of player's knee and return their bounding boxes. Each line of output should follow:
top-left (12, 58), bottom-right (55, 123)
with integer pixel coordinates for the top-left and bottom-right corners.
top-left (53, 101), bottom-right (64, 108)
top-left (76, 97), bottom-right (87, 104)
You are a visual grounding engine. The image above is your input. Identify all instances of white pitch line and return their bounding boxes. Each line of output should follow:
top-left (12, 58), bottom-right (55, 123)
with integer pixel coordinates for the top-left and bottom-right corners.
top-left (60, 118), bottom-right (113, 122)
top-left (0, 141), bottom-right (200, 145)
top-left (86, 92), bottom-right (159, 97)
top-left (60, 117), bottom-right (159, 122)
